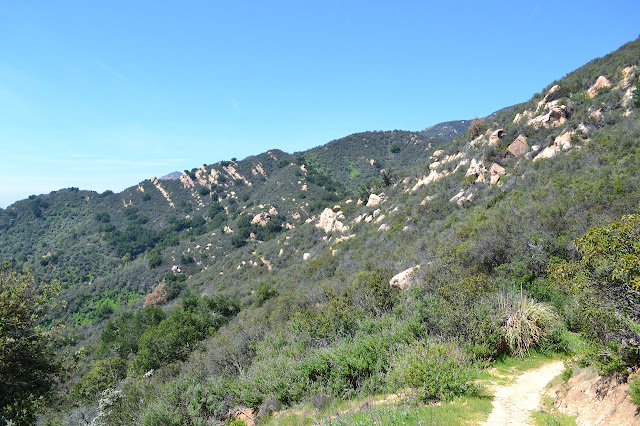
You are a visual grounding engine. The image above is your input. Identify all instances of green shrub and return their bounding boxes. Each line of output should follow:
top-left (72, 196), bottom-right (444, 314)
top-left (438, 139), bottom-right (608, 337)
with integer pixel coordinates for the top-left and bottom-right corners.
top-left (70, 357), bottom-right (128, 402)
top-left (629, 376), bottom-right (640, 406)
top-left (386, 340), bottom-right (481, 402)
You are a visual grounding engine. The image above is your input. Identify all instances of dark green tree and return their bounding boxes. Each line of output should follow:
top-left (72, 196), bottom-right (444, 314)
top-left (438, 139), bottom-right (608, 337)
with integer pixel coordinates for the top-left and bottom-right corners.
top-left (0, 265), bottom-right (63, 424)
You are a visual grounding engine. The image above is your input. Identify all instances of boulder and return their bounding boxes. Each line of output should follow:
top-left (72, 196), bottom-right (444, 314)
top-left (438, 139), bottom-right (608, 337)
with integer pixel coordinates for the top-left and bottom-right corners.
top-left (588, 76), bottom-right (611, 98)
top-left (389, 265), bottom-right (420, 289)
top-left (366, 193), bottom-right (382, 206)
top-left (489, 163), bottom-right (506, 185)
top-left (507, 134), bottom-right (529, 157)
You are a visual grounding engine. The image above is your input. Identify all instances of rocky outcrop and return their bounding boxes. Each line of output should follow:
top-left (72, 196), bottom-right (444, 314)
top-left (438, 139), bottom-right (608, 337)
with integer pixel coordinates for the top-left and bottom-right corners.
top-left (412, 170), bottom-right (447, 191)
top-left (588, 75), bottom-right (611, 98)
top-left (450, 189), bottom-right (474, 205)
top-left (389, 265), bottom-right (420, 290)
top-left (316, 208), bottom-right (348, 233)
top-left (489, 163), bottom-right (506, 185)
top-left (507, 135), bottom-right (529, 156)
top-left (251, 163), bottom-right (267, 177)
top-left (489, 129), bottom-right (505, 146)
top-left (533, 131), bottom-right (576, 162)
top-left (222, 165), bottom-right (252, 186)
top-left (251, 212), bottom-right (270, 226)
top-left (150, 176), bottom-right (175, 207)
top-left (180, 172), bottom-right (195, 188)
top-left (536, 85), bottom-right (560, 112)
top-left (528, 105), bottom-right (569, 129)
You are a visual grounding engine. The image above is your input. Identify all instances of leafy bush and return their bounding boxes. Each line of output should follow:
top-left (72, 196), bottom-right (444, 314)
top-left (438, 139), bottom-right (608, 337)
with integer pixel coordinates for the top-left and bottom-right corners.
top-left (70, 357), bottom-right (128, 402)
top-left (386, 340), bottom-right (481, 402)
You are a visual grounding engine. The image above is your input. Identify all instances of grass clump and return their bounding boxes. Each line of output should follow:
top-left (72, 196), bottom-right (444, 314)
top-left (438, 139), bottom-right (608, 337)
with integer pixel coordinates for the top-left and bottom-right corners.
top-left (499, 295), bottom-right (560, 357)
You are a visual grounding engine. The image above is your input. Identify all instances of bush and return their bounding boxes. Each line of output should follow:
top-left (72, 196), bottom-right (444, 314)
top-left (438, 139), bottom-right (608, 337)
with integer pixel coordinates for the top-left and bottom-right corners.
top-left (70, 357), bottom-right (128, 402)
top-left (386, 341), bottom-right (481, 402)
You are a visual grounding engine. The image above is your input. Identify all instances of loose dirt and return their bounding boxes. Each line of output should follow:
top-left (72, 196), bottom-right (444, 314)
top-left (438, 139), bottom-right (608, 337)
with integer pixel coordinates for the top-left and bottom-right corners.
top-left (482, 360), bottom-right (565, 425)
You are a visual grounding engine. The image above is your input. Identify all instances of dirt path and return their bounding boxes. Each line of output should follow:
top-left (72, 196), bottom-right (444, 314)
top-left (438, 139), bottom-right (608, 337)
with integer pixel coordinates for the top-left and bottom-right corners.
top-left (482, 360), bottom-right (565, 425)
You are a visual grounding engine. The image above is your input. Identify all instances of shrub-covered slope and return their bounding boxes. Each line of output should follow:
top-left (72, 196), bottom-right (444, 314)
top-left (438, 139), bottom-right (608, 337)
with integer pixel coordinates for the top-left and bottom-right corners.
top-left (1, 37), bottom-right (640, 425)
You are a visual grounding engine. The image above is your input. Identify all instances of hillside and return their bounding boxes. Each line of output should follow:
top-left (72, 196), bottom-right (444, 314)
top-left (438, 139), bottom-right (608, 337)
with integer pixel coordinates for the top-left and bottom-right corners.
top-left (1, 37), bottom-right (640, 425)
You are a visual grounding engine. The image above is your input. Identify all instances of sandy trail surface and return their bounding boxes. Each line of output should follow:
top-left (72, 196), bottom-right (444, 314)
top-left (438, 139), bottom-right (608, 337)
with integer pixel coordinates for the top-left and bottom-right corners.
top-left (482, 360), bottom-right (565, 425)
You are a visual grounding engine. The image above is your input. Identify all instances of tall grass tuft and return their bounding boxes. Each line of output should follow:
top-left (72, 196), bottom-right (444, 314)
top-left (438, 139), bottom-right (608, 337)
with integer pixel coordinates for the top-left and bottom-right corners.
top-left (498, 294), bottom-right (560, 357)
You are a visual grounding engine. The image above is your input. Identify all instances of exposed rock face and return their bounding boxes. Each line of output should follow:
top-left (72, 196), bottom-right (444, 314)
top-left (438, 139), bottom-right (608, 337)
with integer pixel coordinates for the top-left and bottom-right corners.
top-left (527, 105), bottom-right (568, 128)
top-left (222, 165), bottom-right (252, 186)
top-left (507, 135), bottom-right (529, 156)
top-left (489, 163), bottom-right (506, 184)
top-left (588, 75), bottom-right (611, 98)
top-left (489, 129), bottom-right (505, 146)
top-left (590, 108), bottom-right (603, 119)
top-left (251, 163), bottom-right (267, 177)
top-left (316, 208), bottom-right (348, 233)
top-left (536, 85), bottom-right (560, 111)
top-left (553, 369), bottom-right (640, 426)
top-left (389, 265), bottom-right (420, 289)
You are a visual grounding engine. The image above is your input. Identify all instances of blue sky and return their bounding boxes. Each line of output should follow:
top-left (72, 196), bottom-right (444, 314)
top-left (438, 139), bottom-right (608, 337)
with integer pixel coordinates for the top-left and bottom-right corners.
top-left (1, 1), bottom-right (638, 208)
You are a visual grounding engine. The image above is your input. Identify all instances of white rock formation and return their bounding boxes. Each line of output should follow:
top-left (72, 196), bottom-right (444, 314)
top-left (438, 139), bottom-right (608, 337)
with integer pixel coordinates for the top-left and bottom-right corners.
top-left (316, 208), bottom-right (348, 233)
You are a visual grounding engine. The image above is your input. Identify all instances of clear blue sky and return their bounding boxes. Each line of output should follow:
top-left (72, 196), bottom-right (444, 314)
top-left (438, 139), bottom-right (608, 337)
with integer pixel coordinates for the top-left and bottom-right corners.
top-left (1, 1), bottom-right (638, 208)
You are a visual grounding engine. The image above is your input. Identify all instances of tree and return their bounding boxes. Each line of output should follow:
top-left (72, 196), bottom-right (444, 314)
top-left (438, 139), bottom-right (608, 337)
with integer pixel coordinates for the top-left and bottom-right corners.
top-left (551, 214), bottom-right (640, 371)
top-left (0, 264), bottom-right (63, 424)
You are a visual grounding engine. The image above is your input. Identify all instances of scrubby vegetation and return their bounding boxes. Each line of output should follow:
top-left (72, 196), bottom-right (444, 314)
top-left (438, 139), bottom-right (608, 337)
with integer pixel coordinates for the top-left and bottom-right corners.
top-left (1, 37), bottom-right (640, 424)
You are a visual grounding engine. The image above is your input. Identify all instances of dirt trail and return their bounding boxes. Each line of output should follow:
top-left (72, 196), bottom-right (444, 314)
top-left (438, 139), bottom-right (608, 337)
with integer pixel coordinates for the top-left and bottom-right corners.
top-left (482, 360), bottom-right (565, 425)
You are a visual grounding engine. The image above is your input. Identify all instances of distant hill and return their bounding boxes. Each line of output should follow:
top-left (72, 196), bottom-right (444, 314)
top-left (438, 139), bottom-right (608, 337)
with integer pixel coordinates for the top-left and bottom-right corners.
top-left (159, 171), bottom-right (182, 180)
top-left (420, 119), bottom-right (471, 139)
